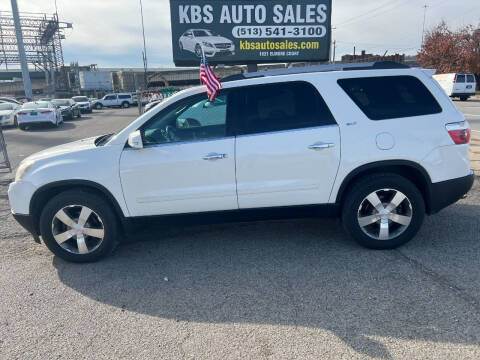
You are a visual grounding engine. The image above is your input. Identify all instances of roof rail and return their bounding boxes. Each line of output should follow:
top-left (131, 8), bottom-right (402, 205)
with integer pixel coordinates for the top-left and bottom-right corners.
top-left (221, 61), bottom-right (409, 82)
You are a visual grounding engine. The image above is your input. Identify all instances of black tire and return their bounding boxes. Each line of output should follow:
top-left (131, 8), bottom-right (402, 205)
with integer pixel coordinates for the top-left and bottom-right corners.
top-left (341, 173), bottom-right (425, 249)
top-left (195, 44), bottom-right (202, 57)
top-left (13, 116), bottom-right (18, 127)
top-left (121, 101), bottom-right (130, 108)
top-left (39, 190), bottom-right (119, 263)
top-left (19, 124), bottom-right (26, 130)
top-left (77, 110), bottom-right (81, 118)
top-left (95, 103), bottom-right (102, 110)
top-left (460, 96), bottom-right (468, 101)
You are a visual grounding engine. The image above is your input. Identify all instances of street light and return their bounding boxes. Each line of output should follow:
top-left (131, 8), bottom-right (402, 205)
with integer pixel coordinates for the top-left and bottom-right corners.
top-left (139, 0), bottom-right (148, 90)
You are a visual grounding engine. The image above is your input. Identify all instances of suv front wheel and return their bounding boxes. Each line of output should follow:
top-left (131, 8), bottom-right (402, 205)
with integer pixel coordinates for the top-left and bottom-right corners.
top-left (39, 190), bottom-right (118, 262)
top-left (342, 173), bottom-right (425, 249)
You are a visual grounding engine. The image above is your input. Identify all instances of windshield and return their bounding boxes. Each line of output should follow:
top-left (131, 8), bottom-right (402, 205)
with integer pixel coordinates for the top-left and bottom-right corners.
top-left (193, 30), bottom-right (217, 37)
top-left (22, 102), bottom-right (50, 109)
top-left (52, 99), bottom-right (71, 106)
top-left (72, 96), bottom-right (89, 102)
top-left (0, 103), bottom-right (14, 110)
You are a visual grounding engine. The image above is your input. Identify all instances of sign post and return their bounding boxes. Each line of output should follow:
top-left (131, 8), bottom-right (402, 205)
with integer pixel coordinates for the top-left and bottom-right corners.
top-left (169, 1), bottom-right (332, 67)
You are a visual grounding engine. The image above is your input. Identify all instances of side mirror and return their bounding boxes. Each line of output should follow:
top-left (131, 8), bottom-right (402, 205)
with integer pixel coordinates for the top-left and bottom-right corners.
top-left (128, 130), bottom-right (143, 149)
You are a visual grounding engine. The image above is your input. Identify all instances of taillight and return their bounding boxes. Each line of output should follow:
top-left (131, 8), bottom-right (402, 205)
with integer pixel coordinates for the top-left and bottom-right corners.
top-left (17, 112), bottom-right (26, 115)
top-left (40, 110), bottom-right (53, 114)
top-left (446, 122), bottom-right (470, 144)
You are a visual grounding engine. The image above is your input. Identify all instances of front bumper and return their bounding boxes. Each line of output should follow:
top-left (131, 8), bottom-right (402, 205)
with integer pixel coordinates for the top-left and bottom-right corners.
top-left (428, 171), bottom-right (475, 214)
top-left (12, 214), bottom-right (40, 242)
top-left (0, 116), bottom-right (14, 126)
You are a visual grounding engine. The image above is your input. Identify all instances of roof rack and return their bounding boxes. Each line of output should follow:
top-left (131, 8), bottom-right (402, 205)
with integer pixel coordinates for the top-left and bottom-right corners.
top-left (221, 61), bottom-right (409, 82)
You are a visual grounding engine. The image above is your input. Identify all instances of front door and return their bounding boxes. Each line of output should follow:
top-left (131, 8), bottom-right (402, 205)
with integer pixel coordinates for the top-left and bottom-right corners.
top-left (119, 92), bottom-right (238, 216)
top-left (234, 81), bottom-right (341, 209)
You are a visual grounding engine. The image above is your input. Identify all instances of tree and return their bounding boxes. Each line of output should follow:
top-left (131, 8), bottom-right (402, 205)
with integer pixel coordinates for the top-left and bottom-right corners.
top-left (417, 21), bottom-right (480, 75)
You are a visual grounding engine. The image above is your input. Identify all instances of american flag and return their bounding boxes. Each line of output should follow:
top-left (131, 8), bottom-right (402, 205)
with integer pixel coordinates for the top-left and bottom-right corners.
top-left (200, 51), bottom-right (222, 102)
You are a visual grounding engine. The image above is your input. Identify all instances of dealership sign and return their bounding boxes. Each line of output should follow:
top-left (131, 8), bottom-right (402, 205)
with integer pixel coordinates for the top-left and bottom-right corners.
top-left (169, 1), bottom-right (332, 66)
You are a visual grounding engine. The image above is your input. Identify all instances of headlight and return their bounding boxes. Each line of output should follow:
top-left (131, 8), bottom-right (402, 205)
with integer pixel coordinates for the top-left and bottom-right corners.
top-left (15, 160), bottom-right (35, 182)
top-left (202, 41), bottom-right (214, 47)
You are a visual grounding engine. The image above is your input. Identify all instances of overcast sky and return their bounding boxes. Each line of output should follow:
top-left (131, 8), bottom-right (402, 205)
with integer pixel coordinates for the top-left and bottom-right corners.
top-left (7, 0), bottom-right (480, 68)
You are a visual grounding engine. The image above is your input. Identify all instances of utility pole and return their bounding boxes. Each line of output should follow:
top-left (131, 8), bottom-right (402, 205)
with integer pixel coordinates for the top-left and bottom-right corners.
top-left (332, 40), bottom-right (336, 63)
top-left (10, 0), bottom-right (33, 100)
top-left (139, 0), bottom-right (148, 90)
top-left (329, 27), bottom-right (336, 63)
top-left (421, 4), bottom-right (428, 47)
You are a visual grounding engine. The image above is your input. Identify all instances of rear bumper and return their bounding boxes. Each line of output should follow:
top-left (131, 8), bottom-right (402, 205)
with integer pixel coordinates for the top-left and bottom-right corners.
top-left (428, 171), bottom-right (475, 214)
top-left (451, 93), bottom-right (475, 98)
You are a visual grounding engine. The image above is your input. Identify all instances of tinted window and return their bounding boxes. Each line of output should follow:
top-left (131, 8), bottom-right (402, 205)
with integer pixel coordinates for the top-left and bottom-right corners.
top-left (456, 74), bottom-right (465, 83)
top-left (104, 95), bottom-right (116, 100)
top-left (235, 82), bottom-right (336, 135)
top-left (338, 76), bottom-right (442, 120)
top-left (466, 74), bottom-right (475, 83)
top-left (72, 96), bottom-right (89, 102)
top-left (118, 95), bottom-right (131, 99)
top-left (141, 93), bottom-right (228, 146)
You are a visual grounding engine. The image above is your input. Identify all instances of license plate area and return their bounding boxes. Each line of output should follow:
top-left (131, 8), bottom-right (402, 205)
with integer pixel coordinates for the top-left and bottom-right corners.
top-left (30, 112), bottom-right (37, 116)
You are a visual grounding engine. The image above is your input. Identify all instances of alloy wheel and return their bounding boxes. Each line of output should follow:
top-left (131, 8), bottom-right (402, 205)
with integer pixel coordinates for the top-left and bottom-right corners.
top-left (357, 188), bottom-right (412, 241)
top-left (51, 205), bottom-right (105, 254)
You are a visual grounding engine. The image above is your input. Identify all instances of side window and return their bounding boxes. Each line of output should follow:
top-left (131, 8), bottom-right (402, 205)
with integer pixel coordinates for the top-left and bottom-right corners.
top-left (105, 95), bottom-right (116, 100)
top-left (466, 74), bottom-right (475, 83)
top-left (119, 95), bottom-right (131, 99)
top-left (236, 81), bottom-right (336, 135)
top-left (338, 76), bottom-right (442, 120)
top-left (456, 74), bottom-right (465, 83)
top-left (141, 93), bottom-right (228, 146)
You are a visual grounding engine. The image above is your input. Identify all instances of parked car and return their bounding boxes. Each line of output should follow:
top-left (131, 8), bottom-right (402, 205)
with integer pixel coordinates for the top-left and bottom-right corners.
top-left (179, 29), bottom-right (235, 57)
top-left (16, 101), bottom-right (63, 130)
top-left (433, 73), bottom-right (477, 101)
top-left (71, 96), bottom-right (93, 113)
top-left (143, 99), bottom-right (162, 113)
top-left (39, 98), bottom-right (52, 102)
top-left (92, 93), bottom-right (134, 109)
top-left (0, 102), bottom-right (20, 127)
top-left (0, 96), bottom-right (22, 105)
top-left (8, 62), bottom-right (474, 262)
top-left (52, 99), bottom-right (81, 120)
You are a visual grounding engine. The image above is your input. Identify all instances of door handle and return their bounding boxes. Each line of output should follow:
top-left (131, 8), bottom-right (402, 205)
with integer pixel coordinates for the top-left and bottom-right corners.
top-left (308, 142), bottom-right (335, 150)
top-left (203, 153), bottom-right (227, 160)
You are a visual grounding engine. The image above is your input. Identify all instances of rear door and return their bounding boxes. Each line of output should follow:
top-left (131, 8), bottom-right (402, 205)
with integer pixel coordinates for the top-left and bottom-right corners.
top-left (466, 74), bottom-right (476, 95)
top-left (234, 81), bottom-right (341, 209)
top-left (453, 74), bottom-right (466, 94)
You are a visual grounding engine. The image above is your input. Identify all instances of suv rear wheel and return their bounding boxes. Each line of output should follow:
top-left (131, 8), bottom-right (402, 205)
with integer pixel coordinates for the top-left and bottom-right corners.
top-left (39, 190), bottom-right (118, 262)
top-left (121, 101), bottom-right (130, 108)
top-left (342, 173), bottom-right (425, 249)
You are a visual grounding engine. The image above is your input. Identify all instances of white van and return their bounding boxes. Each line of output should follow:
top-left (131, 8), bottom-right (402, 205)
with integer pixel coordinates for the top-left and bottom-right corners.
top-left (433, 73), bottom-right (476, 101)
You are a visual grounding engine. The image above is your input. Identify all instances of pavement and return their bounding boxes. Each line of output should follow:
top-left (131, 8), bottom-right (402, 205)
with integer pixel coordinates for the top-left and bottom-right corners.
top-left (1, 105), bottom-right (480, 359)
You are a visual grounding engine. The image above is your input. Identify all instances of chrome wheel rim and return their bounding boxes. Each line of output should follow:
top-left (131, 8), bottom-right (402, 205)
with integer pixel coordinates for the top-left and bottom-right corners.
top-left (357, 188), bottom-right (412, 241)
top-left (51, 205), bottom-right (105, 254)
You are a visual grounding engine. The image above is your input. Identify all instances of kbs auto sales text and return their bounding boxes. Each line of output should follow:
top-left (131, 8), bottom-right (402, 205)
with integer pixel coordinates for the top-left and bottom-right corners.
top-left (178, 4), bottom-right (328, 24)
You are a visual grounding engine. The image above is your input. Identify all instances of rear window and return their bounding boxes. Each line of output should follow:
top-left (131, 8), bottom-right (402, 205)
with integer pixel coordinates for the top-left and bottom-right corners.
top-left (466, 74), bottom-right (475, 83)
top-left (118, 95), bottom-right (131, 99)
top-left (456, 74), bottom-right (466, 83)
top-left (338, 76), bottom-right (442, 120)
top-left (22, 102), bottom-right (50, 109)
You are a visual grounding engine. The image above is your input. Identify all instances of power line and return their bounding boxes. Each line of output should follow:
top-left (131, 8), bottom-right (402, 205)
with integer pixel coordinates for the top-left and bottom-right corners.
top-left (335, 0), bottom-right (405, 28)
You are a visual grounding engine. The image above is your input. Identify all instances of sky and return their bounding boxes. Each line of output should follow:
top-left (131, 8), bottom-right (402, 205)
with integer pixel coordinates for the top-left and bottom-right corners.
top-left (4, 0), bottom-right (480, 69)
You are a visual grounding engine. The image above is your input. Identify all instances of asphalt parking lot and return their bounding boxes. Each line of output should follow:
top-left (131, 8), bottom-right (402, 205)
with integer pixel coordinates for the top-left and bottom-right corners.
top-left (1, 103), bottom-right (480, 359)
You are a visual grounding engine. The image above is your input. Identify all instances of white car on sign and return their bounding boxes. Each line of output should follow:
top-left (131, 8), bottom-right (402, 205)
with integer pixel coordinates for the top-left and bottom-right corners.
top-left (0, 102), bottom-right (20, 127)
top-left (179, 29), bottom-right (235, 57)
top-left (16, 101), bottom-right (63, 130)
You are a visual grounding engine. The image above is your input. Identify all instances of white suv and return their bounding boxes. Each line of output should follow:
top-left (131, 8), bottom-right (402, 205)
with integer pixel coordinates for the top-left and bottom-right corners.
top-left (92, 93), bottom-right (134, 109)
top-left (8, 62), bottom-right (474, 262)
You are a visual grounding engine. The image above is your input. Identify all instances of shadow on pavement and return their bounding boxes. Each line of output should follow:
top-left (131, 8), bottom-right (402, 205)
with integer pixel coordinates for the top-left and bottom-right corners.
top-left (53, 202), bottom-right (480, 359)
top-left (20, 122), bottom-right (76, 132)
